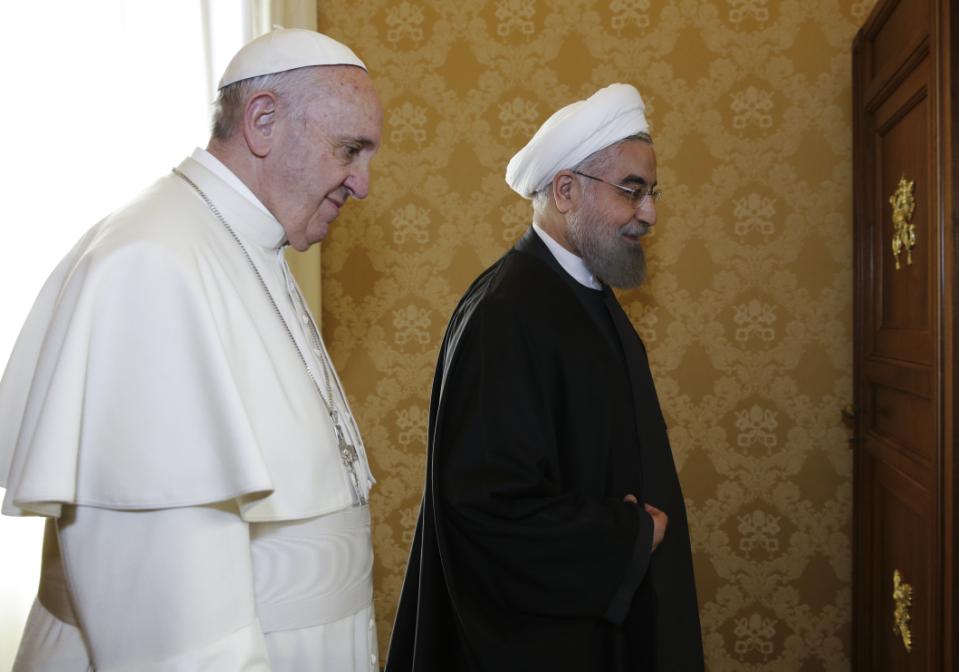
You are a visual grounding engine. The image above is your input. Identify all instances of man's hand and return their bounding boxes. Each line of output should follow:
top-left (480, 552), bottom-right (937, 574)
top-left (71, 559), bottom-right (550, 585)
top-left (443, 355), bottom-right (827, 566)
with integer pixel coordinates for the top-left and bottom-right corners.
top-left (645, 503), bottom-right (667, 551)
top-left (623, 495), bottom-right (668, 552)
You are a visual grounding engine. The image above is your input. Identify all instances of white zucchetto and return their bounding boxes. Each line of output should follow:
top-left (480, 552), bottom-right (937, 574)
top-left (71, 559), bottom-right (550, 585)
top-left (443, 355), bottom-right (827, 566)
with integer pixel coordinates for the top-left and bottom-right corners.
top-left (219, 28), bottom-right (366, 89)
top-left (505, 83), bottom-right (650, 199)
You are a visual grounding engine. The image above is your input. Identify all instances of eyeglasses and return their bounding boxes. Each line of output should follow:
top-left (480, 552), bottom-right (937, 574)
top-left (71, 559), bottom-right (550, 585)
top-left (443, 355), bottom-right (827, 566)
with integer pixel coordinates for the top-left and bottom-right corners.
top-left (573, 171), bottom-right (662, 206)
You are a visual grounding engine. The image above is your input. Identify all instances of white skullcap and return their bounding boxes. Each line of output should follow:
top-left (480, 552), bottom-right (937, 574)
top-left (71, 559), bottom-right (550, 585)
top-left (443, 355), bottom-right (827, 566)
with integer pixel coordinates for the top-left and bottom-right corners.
top-left (505, 83), bottom-right (650, 198)
top-left (218, 28), bottom-right (366, 89)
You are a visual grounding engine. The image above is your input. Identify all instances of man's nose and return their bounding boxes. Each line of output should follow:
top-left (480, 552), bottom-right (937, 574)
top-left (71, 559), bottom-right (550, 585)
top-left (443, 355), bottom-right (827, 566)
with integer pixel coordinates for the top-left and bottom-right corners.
top-left (345, 166), bottom-right (371, 200)
top-left (637, 196), bottom-right (656, 226)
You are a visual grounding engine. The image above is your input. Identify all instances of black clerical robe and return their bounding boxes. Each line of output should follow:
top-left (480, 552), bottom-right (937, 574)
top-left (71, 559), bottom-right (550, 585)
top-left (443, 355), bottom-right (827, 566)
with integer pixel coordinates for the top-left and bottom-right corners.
top-left (386, 229), bottom-right (704, 671)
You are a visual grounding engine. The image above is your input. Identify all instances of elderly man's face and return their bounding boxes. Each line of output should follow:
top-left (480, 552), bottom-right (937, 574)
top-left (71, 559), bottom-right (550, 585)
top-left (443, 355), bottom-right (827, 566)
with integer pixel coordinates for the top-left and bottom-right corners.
top-left (269, 67), bottom-right (383, 251)
top-left (567, 140), bottom-right (657, 288)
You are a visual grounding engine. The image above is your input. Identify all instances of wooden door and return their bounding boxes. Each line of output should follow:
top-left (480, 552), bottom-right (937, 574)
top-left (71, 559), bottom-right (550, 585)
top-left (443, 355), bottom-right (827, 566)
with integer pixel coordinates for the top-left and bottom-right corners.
top-left (852, 0), bottom-right (957, 670)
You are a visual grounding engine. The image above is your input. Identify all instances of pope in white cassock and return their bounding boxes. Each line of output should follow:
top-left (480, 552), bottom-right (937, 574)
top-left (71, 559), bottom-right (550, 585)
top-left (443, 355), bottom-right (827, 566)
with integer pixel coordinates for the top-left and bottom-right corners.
top-left (0, 28), bottom-right (383, 671)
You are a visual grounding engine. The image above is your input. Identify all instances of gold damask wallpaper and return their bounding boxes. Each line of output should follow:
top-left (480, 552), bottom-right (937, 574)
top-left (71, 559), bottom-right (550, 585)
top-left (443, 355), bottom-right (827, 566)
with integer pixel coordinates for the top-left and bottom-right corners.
top-left (316, 1), bottom-right (876, 668)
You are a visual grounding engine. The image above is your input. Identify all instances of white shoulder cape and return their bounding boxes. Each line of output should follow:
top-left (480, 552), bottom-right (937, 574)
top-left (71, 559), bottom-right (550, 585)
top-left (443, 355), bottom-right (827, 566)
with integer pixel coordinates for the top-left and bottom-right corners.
top-left (0, 158), bottom-right (357, 521)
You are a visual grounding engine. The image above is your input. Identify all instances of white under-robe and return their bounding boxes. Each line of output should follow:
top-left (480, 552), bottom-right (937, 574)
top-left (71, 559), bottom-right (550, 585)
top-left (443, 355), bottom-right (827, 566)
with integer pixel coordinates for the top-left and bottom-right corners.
top-left (0, 151), bottom-right (378, 670)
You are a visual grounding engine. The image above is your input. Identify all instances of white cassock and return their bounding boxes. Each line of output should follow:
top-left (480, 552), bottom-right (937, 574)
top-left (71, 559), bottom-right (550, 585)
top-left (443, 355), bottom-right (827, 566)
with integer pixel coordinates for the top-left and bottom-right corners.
top-left (0, 149), bottom-right (379, 671)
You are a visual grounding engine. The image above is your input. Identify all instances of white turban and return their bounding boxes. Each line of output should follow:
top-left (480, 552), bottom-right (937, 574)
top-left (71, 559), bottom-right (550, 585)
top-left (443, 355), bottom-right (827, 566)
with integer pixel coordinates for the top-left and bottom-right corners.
top-left (505, 83), bottom-right (650, 199)
top-left (219, 28), bottom-right (366, 89)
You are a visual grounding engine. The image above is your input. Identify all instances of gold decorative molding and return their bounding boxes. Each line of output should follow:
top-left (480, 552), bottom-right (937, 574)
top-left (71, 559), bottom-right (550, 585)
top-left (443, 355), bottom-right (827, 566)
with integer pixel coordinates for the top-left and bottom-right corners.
top-left (892, 569), bottom-right (914, 653)
top-left (889, 176), bottom-right (917, 270)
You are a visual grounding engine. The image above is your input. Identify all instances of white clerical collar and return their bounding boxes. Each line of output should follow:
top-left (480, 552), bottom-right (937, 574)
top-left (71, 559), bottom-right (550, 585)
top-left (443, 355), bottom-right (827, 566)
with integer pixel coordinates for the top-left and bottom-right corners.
top-left (531, 223), bottom-right (602, 290)
top-left (190, 148), bottom-right (286, 249)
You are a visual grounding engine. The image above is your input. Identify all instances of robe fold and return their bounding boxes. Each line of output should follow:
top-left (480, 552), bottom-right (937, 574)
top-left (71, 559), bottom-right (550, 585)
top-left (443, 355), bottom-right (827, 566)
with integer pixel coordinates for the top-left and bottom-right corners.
top-left (0, 155), bottom-right (372, 520)
top-left (0, 153), bottom-right (377, 671)
top-left (386, 228), bottom-right (703, 672)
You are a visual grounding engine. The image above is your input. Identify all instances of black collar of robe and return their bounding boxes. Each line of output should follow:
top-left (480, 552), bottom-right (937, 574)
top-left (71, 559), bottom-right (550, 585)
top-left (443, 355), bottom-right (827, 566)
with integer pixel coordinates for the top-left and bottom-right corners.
top-left (386, 228), bottom-right (704, 672)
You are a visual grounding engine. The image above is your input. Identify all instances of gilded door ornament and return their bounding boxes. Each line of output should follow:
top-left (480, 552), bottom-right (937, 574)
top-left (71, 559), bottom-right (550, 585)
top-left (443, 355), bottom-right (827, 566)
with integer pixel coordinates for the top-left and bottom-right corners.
top-left (889, 176), bottom-right (917, 270)
top-left (892, 569), bottom-right (914, 652)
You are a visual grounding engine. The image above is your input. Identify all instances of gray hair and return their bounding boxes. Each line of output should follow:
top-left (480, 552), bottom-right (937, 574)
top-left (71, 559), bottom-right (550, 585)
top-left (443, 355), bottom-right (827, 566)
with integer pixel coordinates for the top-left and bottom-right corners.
top-left (530, 132), bottom-right (653, 213)
top-left (211, 67), bottom-right (321, 140)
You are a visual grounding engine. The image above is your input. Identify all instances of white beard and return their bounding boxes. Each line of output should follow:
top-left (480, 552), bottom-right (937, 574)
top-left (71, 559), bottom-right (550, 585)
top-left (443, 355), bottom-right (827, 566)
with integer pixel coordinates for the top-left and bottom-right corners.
top-left (566, 196), bottom-right (647, 289)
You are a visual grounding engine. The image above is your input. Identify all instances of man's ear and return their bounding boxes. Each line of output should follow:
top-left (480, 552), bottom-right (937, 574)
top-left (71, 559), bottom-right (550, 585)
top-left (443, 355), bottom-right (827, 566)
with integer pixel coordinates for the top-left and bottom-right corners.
top-left (552, 171), bottom-right (578, 215)
top-left (242, 92), bottom-right (278, 158)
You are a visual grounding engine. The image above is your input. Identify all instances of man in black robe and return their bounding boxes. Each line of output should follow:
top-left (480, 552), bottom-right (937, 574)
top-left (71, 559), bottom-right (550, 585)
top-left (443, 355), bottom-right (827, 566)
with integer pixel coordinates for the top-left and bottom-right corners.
top-left (386, 83), bottom-right (704, 671)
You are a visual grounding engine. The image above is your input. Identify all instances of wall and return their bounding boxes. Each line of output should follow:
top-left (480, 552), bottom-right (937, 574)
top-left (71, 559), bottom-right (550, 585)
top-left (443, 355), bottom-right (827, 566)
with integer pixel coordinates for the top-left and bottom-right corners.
top-left (318, 1), bottom-right (877, 668)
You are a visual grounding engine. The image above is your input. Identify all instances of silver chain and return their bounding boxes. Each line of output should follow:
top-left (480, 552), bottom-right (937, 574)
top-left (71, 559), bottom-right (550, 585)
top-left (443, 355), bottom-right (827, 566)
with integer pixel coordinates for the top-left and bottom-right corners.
top-left (172, 168), bottom-right (337, 414)
top-left (172, 169), bottom-right (365, 504)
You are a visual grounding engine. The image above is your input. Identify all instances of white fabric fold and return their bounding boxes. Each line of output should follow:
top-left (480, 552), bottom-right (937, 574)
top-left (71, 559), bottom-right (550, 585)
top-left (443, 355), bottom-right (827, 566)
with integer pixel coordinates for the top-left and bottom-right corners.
top-left (102, 621), bottom-right (271, 672)
top-left (12, 503), bottom-right (378, 672)
top-left (50, 503), bottom-right (268, 671)
top-left (0, 156), bottom-right (359, 521)
top-left (505, 83), bottom-right (650, 198)
top-left (252, 506), bottom-right (373, 633)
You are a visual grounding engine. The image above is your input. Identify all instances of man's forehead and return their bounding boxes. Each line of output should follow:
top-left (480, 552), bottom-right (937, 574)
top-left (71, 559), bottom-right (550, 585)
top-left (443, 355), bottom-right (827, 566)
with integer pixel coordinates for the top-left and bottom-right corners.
top-left (609, 140), bottom-right (656, 181)
top-left (328, 89), bottom-right (383, 148)
top-left (304, 67), bottom-right (381, 122)
top-left (304, 64), bottom-right (376, 96)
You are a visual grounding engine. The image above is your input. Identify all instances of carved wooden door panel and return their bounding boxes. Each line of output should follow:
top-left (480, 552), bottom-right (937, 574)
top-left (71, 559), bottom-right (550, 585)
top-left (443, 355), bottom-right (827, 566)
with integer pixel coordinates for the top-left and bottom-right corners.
top-left (852, 0), bottom-right (956, 670)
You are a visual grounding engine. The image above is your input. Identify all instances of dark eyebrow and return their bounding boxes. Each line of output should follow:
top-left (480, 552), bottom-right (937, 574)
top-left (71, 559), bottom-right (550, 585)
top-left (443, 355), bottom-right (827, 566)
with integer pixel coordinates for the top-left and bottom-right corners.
top-left (620, 174), bottom-right (657, 188)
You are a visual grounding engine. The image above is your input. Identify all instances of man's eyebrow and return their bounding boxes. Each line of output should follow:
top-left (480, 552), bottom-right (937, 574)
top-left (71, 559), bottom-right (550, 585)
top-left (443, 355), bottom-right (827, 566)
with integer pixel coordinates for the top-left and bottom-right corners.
top-left (338, 136), bottom-right (378, 149)
top-left (621, 174), bottom-right (657, 187)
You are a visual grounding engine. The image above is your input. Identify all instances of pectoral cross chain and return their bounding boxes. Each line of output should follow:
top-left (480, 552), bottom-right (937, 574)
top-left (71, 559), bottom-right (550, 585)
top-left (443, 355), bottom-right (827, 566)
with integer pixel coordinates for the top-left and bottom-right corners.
top-left (332, 411), bottom-right (366, 505)
top-left (172, 168), bottom-right (368, 506)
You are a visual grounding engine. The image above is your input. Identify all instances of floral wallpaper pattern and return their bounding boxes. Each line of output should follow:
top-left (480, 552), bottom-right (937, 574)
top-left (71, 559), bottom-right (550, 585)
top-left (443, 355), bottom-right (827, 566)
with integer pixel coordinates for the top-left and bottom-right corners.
top-left (316, 1), bottom-right (876, 668)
